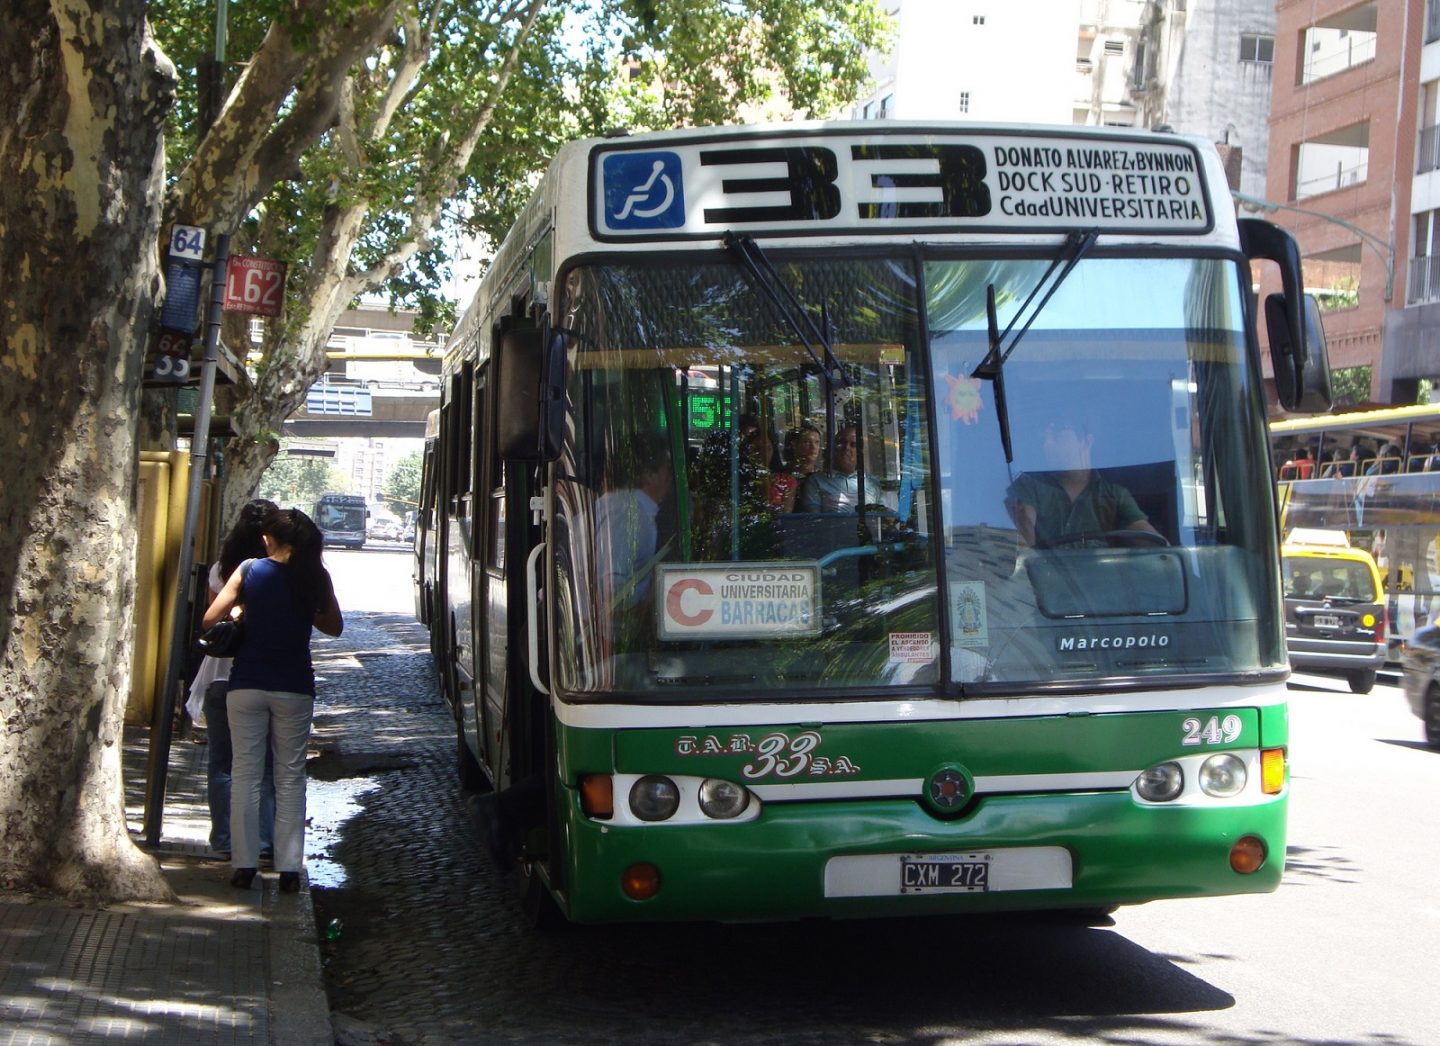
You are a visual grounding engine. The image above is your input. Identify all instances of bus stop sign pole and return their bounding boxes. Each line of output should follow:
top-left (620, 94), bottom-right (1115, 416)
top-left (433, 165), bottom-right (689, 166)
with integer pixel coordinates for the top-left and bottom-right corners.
top-left (142, 232), bottom-right (232, 848)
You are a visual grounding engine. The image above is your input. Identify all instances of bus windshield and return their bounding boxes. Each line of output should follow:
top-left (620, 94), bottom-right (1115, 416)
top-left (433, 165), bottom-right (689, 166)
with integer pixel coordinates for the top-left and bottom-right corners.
top-left (551, 252), bottom-right (1282, 698)
top-left (317, 497), bottom-right (366, 532)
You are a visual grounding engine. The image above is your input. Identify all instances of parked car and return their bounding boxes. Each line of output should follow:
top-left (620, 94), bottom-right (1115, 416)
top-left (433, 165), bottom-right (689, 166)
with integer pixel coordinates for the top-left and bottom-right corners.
top-left (1280, 529), bottom-right (1387, 694)
top-left (402, 519), bottom-right (416, 543)
top-left (368, 519), bottom-right (401, 542)
top-left (1400, 620), bottom-right (1440, 749)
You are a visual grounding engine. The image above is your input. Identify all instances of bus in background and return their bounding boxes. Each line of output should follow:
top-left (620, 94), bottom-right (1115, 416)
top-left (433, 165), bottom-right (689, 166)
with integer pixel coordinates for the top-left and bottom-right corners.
top-left (313, 492), bottom-right (368, 549)
top-left (1271, 403), bottom-right (1440, 652)
top-left (421, 121), bottom-right (1329, 925)
top-left (413, 409), bottom-right (440, 630)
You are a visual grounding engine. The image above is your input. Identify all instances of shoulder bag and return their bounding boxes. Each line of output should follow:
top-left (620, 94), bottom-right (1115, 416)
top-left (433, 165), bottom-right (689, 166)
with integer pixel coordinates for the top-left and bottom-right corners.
top-left (194, 558), bottom-right (255, 658)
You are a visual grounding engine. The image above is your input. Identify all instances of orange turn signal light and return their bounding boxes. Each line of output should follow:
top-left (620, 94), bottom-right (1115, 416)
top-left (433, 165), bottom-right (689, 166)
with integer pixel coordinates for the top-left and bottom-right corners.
top-left (579, 774), bottom-right (614, 818)
top-left (1260, 748), bottom-right (1286, 795)
top-left (622, 862), bottom-right (661, 900)
top-left (1229, 835), bottom-right (1267, 874)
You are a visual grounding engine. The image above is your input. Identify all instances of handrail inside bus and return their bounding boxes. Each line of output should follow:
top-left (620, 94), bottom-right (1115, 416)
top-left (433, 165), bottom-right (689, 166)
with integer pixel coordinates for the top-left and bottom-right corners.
top-left (526, 542), bottom-right (548, 696)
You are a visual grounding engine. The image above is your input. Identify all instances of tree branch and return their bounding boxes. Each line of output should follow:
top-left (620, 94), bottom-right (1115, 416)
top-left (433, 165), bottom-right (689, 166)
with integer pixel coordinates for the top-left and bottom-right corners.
top-left (348, 0), bottom-right (546, 293)
top-left (165, 0), bottom-right (404, 233)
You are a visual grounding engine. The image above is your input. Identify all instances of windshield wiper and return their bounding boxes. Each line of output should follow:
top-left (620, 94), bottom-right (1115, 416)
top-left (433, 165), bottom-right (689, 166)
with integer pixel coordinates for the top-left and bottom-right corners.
top-left (971, 229), bottom-right (1098, 462)
top-left (724, 232), bottom-right (851, 388)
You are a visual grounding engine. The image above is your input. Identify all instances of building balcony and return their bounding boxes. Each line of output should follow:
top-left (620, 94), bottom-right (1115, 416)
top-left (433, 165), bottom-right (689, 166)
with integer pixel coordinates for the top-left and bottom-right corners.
top-left (1419, 125), bottom-right (1440, 175)
top-left (1407, 254), bottom-right (1440, 305)
top-left (1295, 161), bottom-right (1368, 199)
top-left (1299, 5), bottom-right (1377, 86)
top-left (1300, 35), bottom-right (1376, 85)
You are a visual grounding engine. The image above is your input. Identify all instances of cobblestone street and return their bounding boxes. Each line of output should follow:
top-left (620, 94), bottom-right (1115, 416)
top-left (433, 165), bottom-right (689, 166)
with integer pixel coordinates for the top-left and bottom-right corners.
top-left (301, 590), bottom-right (945, 1044)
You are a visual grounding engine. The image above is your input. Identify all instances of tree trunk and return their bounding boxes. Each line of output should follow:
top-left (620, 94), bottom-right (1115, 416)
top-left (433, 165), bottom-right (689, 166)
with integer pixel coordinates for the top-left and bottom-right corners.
top-left (0, 1), bottom-right (176, 900)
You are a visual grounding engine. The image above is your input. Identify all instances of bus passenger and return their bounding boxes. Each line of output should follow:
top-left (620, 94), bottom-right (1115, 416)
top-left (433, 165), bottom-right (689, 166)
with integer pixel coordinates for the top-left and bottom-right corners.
top-left (1005, 418), bottom-right (1161, 549)
top-left (186, 498), bottom-right (277, 864)
top-left (1320, 449), bottom-right (1347, 478)
top-left (1367, 443), bottom-right (1402, 475)
top-left (1293, 447), bottom-right (1314, 479)
top-left (796, 424), bottom-right (881, 512)
top-left (784, 423), bottom-right (823, 480)
top-left (744, 426), bottom-right (797, 511)
top-left (1279, 446), bottom-right (1313, 479)
top-left (595, 433), bottom-right (672, 609)
top-left (205, 508), bottom-right (343, 893)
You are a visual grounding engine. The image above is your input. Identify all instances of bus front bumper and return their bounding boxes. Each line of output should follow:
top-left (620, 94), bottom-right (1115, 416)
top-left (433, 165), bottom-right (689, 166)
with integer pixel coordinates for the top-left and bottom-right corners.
top-left (557, 789), bottom-right (1286, 924)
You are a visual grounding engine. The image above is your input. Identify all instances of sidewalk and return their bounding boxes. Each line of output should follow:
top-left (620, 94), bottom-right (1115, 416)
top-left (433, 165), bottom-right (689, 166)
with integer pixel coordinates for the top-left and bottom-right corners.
top-left (0, 722), bottom-right (332, 1044)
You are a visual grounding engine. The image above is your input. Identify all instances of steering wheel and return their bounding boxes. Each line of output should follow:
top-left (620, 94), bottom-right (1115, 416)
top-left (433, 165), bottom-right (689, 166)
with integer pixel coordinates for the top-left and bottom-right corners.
top-left (1047, 528), bottom-right (1169, 549)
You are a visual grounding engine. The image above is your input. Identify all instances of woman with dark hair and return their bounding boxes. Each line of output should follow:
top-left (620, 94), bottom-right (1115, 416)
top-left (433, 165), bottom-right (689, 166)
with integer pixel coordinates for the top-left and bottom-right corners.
top-left (186, 498), bottom-right (278, 861)
top-left (203, 507), bottom-right (343, 892)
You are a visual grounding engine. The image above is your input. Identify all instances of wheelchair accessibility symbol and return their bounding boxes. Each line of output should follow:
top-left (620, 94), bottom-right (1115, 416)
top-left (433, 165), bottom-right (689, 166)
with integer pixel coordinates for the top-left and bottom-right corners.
top-left (602, 151), bottom-right (685, 230)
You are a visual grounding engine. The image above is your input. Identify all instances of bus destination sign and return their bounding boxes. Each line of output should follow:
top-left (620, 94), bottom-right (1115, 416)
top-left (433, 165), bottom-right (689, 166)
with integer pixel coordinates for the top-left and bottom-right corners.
top-left (593, 131), bottom-right (1211, 239)
top-left (658, 563), bottom-right (822, 641)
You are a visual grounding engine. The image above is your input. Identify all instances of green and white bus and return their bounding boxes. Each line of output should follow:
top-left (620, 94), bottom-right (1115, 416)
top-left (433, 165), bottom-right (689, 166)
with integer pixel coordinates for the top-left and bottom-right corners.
top-left (421, 121), bottom-right (1329, 924)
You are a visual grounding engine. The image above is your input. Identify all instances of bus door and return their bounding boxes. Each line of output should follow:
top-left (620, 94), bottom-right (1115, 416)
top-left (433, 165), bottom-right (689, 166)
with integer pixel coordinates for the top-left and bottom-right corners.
top-left (443, 362), bottom-right (480, 748)
top-left (477, 357), bottom-right (514, 782)
top-left (413, 434), bottom-right (437, 626)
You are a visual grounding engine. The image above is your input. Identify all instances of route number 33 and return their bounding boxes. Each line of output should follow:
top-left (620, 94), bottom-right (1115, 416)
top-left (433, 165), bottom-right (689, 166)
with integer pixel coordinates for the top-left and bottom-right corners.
top-left (1181, 714), bottom-right (1242, 746)
top-left (151, 330), bottom-right (192, 382)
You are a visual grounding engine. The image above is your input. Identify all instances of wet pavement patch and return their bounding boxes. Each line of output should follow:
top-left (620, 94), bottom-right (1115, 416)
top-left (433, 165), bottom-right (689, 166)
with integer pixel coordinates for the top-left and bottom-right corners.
top-left (305, 776), bottom-right (384, 889)
top-left (308, 750), bottom-right (417, 781)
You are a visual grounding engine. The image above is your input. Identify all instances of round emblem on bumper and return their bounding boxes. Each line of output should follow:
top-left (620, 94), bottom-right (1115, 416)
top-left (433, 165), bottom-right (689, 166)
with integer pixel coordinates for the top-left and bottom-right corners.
top-left (924, 765), bottom-right (974, 815)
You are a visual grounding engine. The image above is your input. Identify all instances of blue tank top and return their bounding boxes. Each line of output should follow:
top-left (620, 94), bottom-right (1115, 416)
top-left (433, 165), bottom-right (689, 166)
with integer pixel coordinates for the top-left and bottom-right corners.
top-left (228, 557), bottom-right (322, 696)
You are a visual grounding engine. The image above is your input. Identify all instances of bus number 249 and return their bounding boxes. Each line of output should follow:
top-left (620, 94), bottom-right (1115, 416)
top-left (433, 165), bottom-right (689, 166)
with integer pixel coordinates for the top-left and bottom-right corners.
top-left (1181, 714), bottom-right (1242, 746)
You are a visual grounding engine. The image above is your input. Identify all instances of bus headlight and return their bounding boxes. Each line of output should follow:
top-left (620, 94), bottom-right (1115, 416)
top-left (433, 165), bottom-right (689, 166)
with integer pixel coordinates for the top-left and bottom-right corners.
top-left (698, 778), bottom-right (750, 819)
top-left (1199, 753), bottom-right (1247, 797)
top-left (1136, 761), bottom-right (1184, 802)
top-left (629, 775), bottom-right (680, 821)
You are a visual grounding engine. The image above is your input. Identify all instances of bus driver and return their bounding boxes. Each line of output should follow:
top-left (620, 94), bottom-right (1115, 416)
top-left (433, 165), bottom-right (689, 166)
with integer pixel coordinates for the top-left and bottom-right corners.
top-left (1005, 417), bottom-right (1161, 549)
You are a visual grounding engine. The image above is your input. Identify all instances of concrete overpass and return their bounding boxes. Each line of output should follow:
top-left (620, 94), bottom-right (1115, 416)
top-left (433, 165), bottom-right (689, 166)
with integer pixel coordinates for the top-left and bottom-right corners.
top-left (284, 388), bottom-right (437, 438)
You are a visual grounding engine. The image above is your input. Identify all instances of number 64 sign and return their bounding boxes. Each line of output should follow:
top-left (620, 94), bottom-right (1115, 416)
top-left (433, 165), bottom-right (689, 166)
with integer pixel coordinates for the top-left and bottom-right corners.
top-left (223, 255), bottom-right (288, 317)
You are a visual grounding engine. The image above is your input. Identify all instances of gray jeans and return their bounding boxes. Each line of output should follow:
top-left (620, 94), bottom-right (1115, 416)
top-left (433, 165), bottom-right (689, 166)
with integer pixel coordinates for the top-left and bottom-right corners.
top-left (227, 687), bottom-right (314, 872)
top-left (203, 679), bottom-right (274, 854)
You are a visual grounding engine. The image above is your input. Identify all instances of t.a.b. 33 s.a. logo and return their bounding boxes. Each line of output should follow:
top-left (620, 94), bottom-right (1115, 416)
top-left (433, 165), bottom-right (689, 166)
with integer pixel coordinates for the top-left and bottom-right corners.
top-left (601, 151), bottom-right (686, 230)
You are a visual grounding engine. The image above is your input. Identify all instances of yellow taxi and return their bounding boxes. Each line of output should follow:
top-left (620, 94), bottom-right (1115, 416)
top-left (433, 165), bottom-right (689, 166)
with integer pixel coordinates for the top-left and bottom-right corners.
top-left (1281, 529), bottom-right (1387, 693)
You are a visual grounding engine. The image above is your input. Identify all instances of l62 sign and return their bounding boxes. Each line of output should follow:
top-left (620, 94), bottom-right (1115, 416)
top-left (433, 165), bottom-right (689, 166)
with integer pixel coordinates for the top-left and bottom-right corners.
top-left (223, 256), bottom-right (287, 316)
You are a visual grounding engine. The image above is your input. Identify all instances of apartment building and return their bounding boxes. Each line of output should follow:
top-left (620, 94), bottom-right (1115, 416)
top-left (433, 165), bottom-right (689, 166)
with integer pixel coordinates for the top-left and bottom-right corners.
top-left (1261, 0), bottom-right (1433, 403)
top-left (1385, 0), bottom-right (1440, 401)
top-left (852, 1), bottom-right (1275, 198)
top-left (1132, 1), bottom-right (1277, 199)
top-left (335, 438), bottom-right (394, 502)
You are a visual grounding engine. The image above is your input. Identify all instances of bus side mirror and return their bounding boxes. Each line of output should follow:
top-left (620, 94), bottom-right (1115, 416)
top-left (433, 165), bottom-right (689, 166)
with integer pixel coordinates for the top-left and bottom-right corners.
top-left (496, 323), bottom-right (566, 463)
top-left (497, 327), bottom-right (544, 461)
top-left (1264, 293), bottom-right (1333, 414)
top-left (1240, 218), bottom-right (1333, 414)
top-left (539, 320), bottom-right (567, 463)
